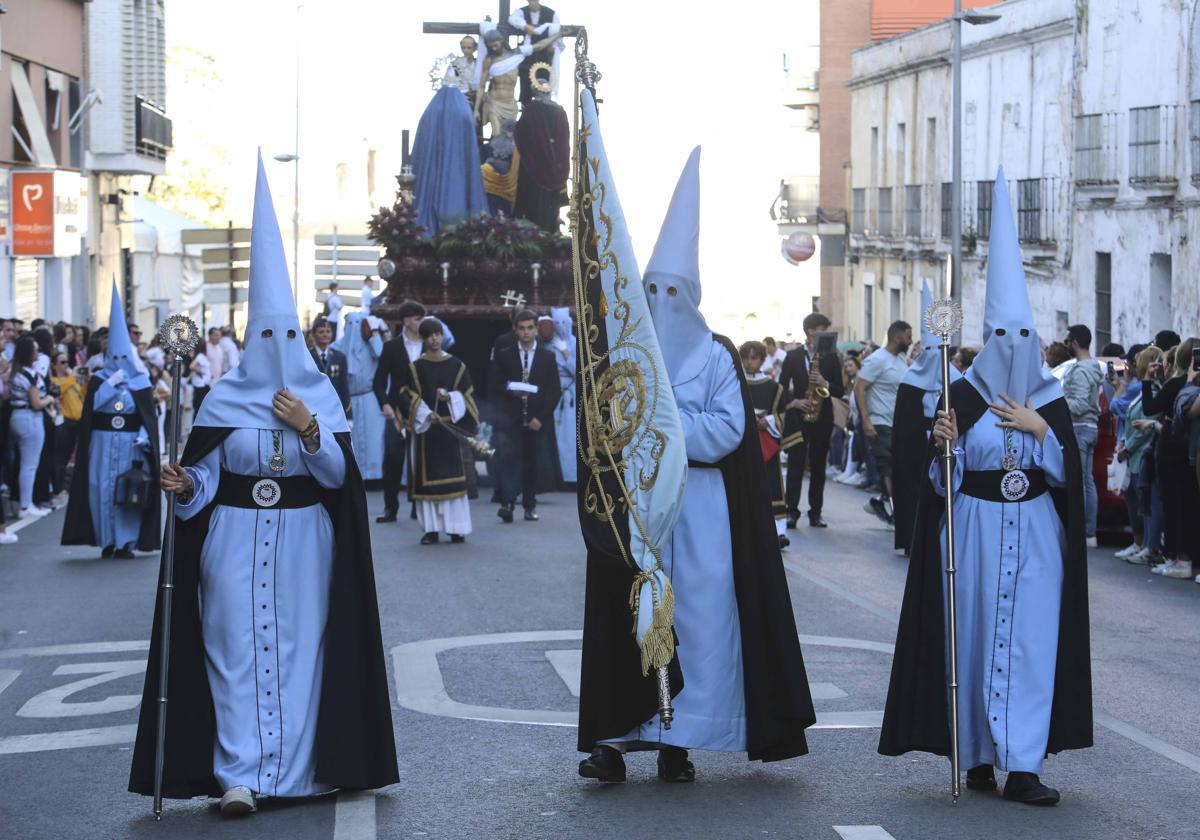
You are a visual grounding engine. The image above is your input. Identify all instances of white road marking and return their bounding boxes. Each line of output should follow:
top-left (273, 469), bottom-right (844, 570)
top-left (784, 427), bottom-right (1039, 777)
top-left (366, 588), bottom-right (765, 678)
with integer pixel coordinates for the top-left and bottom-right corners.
top-left (0, 641), bottom-right (149, 659)
top-left (545, 649), bottom-right (581, 697)
top-left (0, 723), bottom-right (136, 755)
top-left (1094, 711), bottom-right (1200, 775)
top-left (0, 669), bottom-right (20, 697)
top-left (392, 631), bottom-right (890, 729)
top-left (545, 648), bottom-right (849, 701)
top-left (17, 661), bottom-right (144, 718)
top-left (834, 827), bottom-right (897, 840)
top-left (332, 790), bottom-right (376, 840)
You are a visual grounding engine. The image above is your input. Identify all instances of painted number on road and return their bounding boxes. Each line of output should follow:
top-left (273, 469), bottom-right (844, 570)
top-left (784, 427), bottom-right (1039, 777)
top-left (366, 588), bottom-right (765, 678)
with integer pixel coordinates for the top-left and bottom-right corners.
top-left (17, 660), bottom-right (144, 719)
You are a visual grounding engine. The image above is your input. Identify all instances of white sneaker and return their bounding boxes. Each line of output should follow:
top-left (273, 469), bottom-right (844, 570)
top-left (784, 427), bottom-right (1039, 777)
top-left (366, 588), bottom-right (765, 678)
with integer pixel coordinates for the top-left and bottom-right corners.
top-left (0, 531), bottom-right (17, 545)
top-left (219, 786), bottom-right (255, 816)
top-left (1162, 561), bottom-right (1195, 580)
top-left (1085, 537), bottom-right (1098, 549)
top-left (1194, 574), bottom-right (1200, 584)
top-left (1127, 547), bottom-right (1151, 565)
top-left (1114, 544), bottom-right (1141, 560)
top-left (19, 506), bottom-right (50, 519)
top-left (844, 473), bottom-right (868, 488)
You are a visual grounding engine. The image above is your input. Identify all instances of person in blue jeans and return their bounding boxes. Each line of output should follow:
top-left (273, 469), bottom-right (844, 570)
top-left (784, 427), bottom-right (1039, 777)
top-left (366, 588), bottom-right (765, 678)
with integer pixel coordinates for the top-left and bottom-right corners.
top-left (7, 336), bottom-right (54, 520)
top-left (1063, 324), bottom-right (1103, 545)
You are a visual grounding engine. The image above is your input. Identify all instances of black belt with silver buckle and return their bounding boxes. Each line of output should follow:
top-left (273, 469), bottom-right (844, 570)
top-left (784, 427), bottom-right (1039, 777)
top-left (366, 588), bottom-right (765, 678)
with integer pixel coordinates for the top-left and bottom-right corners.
top-left (93, 412), bottom-right (142, 433)
top-left (215, 471), bottom-right (324, 509)
top-left (960, 469), bottom-right (1048, 503)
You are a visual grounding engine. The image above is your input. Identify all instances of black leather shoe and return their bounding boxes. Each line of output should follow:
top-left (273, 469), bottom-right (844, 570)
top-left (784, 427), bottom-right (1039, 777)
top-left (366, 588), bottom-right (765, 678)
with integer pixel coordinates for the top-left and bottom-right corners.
top-left (524, 509), bottom-right (539, 521)
top-left (498, 505), bottom-right (514, 523)
top-left (420, 532), bottom-right (439, 545)
top-left (786, 514), bottom-right (799, 530)
top-left (778, 534), bottom-right (791, 550)
top-left (449, 534), bottom-right (466, 544)
top-left (966, 764), bottom-right (997, 791)
top-left (657, 747), bottom-right (695, 782)
top-left (578, 746), bottom-right (626, 783)
top-left (114, 548), bottom-right (135, 559)
top-left (808, 514), bottom-right (828, 528)
top-left (1002, 772), bottom-right (1060, 805)
top-left (101, 545), bottom-right (115, 559)
top-left (376, 512), bottom-right (398, 523)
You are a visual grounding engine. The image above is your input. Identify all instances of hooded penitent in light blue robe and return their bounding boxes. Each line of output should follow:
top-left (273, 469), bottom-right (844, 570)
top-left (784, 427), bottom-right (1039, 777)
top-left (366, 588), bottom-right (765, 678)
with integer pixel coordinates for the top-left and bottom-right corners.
top-left (610, 148), bottom-right (748, 752)
top-left (933, 172), bottom-right (1067, 775)
top-left (89, 281), bottom-right (152, 551)
top-left (906, 279), bottom-right (962, 418)
top-left (335, 311), bottom-right (385, 480)
top-left (550, 307), bottom-right (577, 484)
top-left (179, 154), bottom-right (350, 797)
top-left (413, 86), bottom-right (488, 237)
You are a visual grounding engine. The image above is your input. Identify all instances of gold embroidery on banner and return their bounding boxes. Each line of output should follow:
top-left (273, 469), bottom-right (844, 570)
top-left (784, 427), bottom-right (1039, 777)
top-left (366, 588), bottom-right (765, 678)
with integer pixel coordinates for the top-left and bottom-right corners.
top-left (571, 111), bottom-right (674, 676)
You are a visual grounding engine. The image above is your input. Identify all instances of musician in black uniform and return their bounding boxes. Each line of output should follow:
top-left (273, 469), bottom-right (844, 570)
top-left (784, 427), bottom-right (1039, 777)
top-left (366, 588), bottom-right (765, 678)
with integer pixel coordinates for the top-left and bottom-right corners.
top-left (740, 341), bottom-right (797, 549)
top-left (778, 312), bottom-right (845, 529)
top-left (487, 308), bottom-right (561, 522)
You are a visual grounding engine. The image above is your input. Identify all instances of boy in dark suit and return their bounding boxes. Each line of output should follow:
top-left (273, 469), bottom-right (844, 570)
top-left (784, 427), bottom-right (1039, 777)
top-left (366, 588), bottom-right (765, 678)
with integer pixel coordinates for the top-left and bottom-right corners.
top-left (487, 308), bottom-right (561, 521)
top-left (310, 317), bottom-right (349, 414)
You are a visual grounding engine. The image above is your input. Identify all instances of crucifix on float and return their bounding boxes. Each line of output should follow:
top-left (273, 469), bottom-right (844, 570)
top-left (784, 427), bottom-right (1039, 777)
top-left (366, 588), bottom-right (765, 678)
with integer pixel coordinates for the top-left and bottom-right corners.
top-left (423, 1), bottom-right (582, 111)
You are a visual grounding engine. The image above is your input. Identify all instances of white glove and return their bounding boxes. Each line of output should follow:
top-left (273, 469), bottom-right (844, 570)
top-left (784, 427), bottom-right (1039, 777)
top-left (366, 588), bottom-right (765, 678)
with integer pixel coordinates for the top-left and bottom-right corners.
top-left (107, 369), bottom-right (126, 386)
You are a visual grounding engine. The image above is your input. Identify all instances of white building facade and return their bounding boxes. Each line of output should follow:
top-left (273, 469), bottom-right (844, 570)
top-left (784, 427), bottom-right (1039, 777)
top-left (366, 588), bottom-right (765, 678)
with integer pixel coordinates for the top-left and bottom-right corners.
top-left (1071, 0), bottom-right (1200, 348)
top-left (844, 0), bottom-right (1200, 349)
top-left (845, 0), bottom-right (1075, 345)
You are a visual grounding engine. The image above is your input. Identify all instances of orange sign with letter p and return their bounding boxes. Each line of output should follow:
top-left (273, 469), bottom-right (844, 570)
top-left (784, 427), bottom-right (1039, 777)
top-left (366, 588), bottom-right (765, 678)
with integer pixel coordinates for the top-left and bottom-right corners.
top-left (12, 171), bottom-right (55, 256)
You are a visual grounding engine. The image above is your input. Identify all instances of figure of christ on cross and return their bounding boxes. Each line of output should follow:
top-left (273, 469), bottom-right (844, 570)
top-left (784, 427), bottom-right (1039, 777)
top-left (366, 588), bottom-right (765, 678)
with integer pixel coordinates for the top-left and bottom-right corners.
top-left (423, 1), bottom-right (582, 114)
top-left (474, 27), bottom-right (564, 138)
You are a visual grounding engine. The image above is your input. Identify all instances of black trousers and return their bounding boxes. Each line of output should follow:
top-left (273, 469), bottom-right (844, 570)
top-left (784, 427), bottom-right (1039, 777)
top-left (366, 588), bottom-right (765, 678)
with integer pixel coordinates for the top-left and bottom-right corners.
top-left (53, 419), bottom-right (79, 494)
top-left (382, 422), bottom-right (407, 514)
top-left (495, 427), bottom-right (540, 511)
top-left (785, 421), bottom-right (831, 518)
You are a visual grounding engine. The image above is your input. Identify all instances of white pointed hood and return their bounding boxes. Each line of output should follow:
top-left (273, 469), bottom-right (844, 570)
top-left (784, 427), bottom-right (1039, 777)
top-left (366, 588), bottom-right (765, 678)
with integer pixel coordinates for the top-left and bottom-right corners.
top-left (964, 170), bottom-right (1060, 409)
top-left (644, 147), bottom-right (711, 385)
top-left (194, 153), bottom-right (349, 433)
top-left (103, 278), bottom-right (150, 390)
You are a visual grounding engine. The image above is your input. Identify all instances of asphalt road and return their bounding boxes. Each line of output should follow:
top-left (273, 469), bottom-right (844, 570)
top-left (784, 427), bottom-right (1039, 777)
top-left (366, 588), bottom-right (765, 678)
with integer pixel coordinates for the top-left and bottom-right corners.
top-left (1, 479), bottom-right (1198, 840)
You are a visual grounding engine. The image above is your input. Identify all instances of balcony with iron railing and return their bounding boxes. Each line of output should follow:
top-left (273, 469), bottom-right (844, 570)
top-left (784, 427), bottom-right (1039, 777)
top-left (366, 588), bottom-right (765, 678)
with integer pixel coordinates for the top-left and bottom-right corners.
top-left (773, 176), bottom-right (820, 225)
top-left (877, 187), bottom-right (893, 237)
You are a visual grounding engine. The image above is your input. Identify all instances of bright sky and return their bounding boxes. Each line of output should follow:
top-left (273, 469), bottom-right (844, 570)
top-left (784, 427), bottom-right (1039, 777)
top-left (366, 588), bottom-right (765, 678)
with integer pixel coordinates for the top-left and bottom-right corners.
top-left (165, 0), bottom-right (821, 341)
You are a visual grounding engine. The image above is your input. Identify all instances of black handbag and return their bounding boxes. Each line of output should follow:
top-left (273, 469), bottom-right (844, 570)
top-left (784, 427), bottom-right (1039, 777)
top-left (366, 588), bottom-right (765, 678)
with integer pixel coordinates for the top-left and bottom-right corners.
top-left (114, 460), bottom-right (152, 509)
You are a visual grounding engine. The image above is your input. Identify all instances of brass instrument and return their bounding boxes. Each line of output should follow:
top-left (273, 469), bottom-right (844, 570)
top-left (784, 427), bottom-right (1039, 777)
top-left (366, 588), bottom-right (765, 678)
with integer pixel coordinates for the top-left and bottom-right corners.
top-left (802, 351), bottom-right (831, 423)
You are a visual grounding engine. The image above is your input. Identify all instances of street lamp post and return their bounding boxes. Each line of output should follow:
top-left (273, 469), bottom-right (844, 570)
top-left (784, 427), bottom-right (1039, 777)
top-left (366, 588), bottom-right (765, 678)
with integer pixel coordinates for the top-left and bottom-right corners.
top-left (274, 152), bottom-right (300, 306)
top-left (950, 2), bottom-right (1000, 338)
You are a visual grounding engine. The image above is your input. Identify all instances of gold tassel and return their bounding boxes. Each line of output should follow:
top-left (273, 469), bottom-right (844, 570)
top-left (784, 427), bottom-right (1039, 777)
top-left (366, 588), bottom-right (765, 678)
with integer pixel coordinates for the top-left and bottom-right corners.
top-left (628, 572), bottom-right (676, 677)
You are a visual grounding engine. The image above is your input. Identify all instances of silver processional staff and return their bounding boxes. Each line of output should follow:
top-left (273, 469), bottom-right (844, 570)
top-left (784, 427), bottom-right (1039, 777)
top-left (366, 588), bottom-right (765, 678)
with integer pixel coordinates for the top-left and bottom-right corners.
top-left (925, 298), bottom-right (964, 803)
top-left (152, 314), bottom-right (201, 819)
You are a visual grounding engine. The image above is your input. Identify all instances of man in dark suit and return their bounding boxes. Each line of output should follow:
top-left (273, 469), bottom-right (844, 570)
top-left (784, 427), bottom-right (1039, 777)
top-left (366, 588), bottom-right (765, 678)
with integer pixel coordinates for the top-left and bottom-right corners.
top-left (310, 317), bottom-right (349, 413)
top-left (778, 312), bottom-right (844, 529)
top-left (488, 308), bottom-right (561, 522)
top-left (372, 300), bottom-right (424, 523)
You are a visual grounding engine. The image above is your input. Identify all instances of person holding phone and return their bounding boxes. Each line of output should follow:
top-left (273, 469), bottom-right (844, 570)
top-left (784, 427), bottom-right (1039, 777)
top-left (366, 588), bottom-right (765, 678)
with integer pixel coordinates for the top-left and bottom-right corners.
top-left (50, 352), bottom-right (85, 498)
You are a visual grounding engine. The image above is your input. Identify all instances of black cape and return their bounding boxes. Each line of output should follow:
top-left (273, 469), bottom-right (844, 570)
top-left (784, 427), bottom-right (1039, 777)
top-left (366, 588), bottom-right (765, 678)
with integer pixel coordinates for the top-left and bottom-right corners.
top-left (128, 427), bottom-right (399, 798)
top-left (891, 382), bottom-right (932, 554)
top-left (878, 379), bottom-right (1093, 759)
top-left (61, 376), bottom-right (161, 551)
top-left (577, 335), bottom-right (815, 762)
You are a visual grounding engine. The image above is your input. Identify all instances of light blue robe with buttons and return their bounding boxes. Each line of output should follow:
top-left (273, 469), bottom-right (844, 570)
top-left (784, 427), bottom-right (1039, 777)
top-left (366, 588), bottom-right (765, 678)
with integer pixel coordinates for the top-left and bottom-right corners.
top-left (933, 419), bottom-right (1067, 774)
top-left (178, 427), bottom-right (345, 797)
top-left (88, 373), bottom-right (150, 550)
top-left (611, 340), bottom-right (748, 752)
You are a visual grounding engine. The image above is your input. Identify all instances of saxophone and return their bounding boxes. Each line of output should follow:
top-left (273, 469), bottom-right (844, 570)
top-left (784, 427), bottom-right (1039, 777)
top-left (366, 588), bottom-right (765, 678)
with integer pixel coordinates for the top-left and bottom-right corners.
top-left (802, 351), bottom-right (831, 423)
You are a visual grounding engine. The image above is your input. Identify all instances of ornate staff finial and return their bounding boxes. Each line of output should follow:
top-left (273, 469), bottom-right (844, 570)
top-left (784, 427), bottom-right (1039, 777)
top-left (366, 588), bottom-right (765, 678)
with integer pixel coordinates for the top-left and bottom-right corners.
top-left (158, 314), bottom-right (201, 357)
top-left (574, 27), bottom-right (602, 90)
top-left (924, 299), bottom-right (964, 340)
